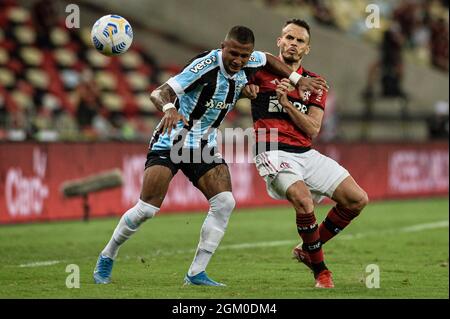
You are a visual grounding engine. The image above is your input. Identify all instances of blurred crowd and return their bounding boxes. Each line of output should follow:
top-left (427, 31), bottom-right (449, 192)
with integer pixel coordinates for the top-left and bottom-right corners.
top-left (262, 0), bottom-right (449, 140)
top-left (0, 0), bottom-right (176, 142)
top-left (0, 0), bottom-right (258, 142)
top-left (0, 0), bottom-right (448, 142)
top-left (263, 0), bottom-right (449, 72)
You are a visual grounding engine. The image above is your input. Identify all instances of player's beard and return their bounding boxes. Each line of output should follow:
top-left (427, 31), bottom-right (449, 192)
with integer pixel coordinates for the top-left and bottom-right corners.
top-left (282, 51), bottom-right (301, 65)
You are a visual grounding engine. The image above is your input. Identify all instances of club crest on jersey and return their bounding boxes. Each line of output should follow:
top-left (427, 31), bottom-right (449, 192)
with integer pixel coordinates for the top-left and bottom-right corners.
top-left (205, 99), bottom-right (231, 110)
top-left (302, 90), bottom-right (312, 102)
top-left (280, 162), bottom-right (292, 169)
top-left (190, 56), bottom-right (217, 74)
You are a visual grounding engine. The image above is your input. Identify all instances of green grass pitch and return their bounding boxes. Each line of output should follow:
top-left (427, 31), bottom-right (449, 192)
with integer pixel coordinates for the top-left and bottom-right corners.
top-left (0, 198), bottom-right (448, 299)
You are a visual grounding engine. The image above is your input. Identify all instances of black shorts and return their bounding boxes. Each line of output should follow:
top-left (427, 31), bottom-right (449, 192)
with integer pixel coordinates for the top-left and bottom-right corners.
top-left (144, 148), bottom-right (227, 186)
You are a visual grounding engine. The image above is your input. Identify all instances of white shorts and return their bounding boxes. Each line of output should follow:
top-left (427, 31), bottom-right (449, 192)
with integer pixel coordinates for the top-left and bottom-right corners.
top-left (254, 150), bottom-right (350, 203)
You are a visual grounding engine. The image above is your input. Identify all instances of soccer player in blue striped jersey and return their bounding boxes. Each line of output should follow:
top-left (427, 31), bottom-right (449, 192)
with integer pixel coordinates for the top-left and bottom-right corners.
top-left (93, 25), bottom-right (328, 286)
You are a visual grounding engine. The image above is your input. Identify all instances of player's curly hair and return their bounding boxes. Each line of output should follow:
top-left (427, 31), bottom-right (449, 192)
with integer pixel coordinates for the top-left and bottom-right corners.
top-left (226, 25), bottom-right (255, 44)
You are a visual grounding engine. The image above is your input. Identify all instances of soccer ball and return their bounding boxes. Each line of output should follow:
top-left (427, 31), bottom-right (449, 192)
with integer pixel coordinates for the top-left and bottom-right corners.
top-left (91, 15), bottom-right (133, 56)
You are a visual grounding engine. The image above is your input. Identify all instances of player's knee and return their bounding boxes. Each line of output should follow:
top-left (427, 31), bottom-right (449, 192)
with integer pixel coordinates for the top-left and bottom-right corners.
top-left (124, 199), bottom-right (159, 229)
top-left (210, 191), bottom-right (235, 216)
top-left (353, 191), bottom-right (369, 212)
top-left (206, 192), bottom-right (235, 234)
top-left (138, 199), bottom-right (159, 219)
top-left (287, 191), bottom-right (314, 213)
top-left (348, 190), bottom-right (369, 213)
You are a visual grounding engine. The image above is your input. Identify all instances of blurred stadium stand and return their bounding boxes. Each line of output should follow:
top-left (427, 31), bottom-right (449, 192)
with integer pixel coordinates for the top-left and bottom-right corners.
top-left (0, 0), bottom-right (448, 142)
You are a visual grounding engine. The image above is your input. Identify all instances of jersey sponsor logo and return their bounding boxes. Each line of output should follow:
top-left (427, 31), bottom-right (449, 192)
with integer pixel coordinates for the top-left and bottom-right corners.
top-left (205, 99), bottom-right (232, 110)
top-left (268, 96), bottom-right (307, 114)
top-left (307, 242), bottom-right (322, 250)
top-left (189, 56), bottom-right (217, 74)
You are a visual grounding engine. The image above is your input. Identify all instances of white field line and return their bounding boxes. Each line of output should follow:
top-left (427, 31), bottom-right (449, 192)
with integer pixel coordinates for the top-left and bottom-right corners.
top-left (18, 260), bottom-right (61, 268)
top-left (337, 220), bottom-right (449, 240)
top-left (14, 220), bottom-right (448, 268)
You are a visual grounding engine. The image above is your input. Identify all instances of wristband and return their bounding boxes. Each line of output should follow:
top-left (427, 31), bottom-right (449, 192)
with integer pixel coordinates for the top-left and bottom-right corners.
top-left (162, 103), bottom-right (176, 112)
top-left (289, 72), bottom-right (302, 86)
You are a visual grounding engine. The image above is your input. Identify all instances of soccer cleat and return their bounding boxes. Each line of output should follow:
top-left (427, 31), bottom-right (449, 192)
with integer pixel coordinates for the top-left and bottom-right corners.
top-left (93, 255), bottom-right (114, 284)
top-left (314, 270), bottom-right (334, 288)
top-left (292, 242), bottom-right (313, 272)
top-left (184, 271), bottom-right (226, 287)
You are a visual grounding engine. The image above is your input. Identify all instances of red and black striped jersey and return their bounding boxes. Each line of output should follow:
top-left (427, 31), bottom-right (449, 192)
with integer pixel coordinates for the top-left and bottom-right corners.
top-left (249, 65), bottom-right (327, 154)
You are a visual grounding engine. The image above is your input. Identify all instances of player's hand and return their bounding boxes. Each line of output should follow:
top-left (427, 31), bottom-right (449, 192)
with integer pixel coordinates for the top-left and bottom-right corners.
top-left (297, 76), bottom-right (328, 95)
top-left (158, 108), bottom-right (189, 135)
top-left (241, 84), bottom-right (259, 99)
top-left (275, 79), bottom-right (291, 106)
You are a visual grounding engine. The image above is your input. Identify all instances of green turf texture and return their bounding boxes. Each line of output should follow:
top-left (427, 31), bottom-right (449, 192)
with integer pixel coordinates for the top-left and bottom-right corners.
top-left (0, 198), bottom-right (448, 298)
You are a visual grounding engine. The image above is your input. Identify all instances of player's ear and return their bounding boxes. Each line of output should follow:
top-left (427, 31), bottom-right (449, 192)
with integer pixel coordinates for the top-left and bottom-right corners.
top-left (305, 45), bottom-right (310, 55)
top-left (276, 37), bottom-right (282, 48)
top-left (221, 41), bottom-right (225, 50)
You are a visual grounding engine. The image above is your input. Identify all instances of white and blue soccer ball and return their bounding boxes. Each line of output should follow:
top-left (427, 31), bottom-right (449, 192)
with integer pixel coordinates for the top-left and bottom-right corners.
top-left (91, 15), bottom-right (133, 56)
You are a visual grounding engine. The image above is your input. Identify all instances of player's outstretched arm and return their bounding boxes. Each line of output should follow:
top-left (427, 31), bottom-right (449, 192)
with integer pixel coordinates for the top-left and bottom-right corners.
top-left (150, 84), bottom-right (188, 135)
top-left (275, 79), bottom-right (323, 138)
top-left (263, 53), bottom-right (328, 94)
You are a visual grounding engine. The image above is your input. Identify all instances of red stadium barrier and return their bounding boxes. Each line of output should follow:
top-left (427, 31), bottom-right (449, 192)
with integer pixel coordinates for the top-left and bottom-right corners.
top-left (0, 141), bottom-right (448, 224)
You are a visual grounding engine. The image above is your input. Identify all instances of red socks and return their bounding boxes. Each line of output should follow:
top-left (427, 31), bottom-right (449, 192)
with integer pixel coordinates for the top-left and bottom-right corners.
top-left (319, 205), bottom-right (360, 244)
top-left (296, 212), bottom-right (327, 275)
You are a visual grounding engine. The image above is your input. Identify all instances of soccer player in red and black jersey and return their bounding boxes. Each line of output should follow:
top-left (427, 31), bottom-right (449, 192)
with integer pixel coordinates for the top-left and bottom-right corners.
top-left (243, 19), bottom-right (369, 288)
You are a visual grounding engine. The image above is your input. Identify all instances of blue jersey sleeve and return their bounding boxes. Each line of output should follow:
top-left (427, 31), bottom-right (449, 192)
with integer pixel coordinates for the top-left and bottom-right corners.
top-left (245, 51), bottom-right (267, 69)
top-left (167, 50), bottom-right (219, 96)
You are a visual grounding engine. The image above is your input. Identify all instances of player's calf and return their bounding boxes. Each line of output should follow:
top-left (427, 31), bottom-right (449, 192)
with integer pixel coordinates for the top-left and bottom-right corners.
top-left (319, 182), bottom-right (369, 244)
top-left (187, 191), bottom-right (235, 280)
top-left (102, 200), bottom-right (159, 259)
top-left (295, 212), bottom-right (328, 277)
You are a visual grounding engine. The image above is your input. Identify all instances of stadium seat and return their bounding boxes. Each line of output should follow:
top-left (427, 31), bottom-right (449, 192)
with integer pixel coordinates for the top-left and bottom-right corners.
top-left (127, 71), bottom-right (149, 91)
top-left (101, 92), bottom-right (124, 112)
top-left (119, 50), bottom-right (143, 69)
top-left (26, 68), bottom-right (49, 89)
top-left (10, 90), bottom-right (33, 111)
top-left (41, 92), bottom-right (62, 112)
top-left (59, 69), bottom-right (79, 91)
top-left (54, 48), bottom-right (77, 67)
top-left (95, 71), bottom-right (118, 90)
top-left (0, 48), bottom-right (9, 65)
top-left (0, 68), bottom-right (15, 88)
top-left (20, 46), bottom-right (43, 66)
top-left (79, 27), bottom-right (93, 47)
top-left (13, 25), bottom-right (36, 45)
top-left (136, 92), bottom-right (157, 113)
top-left (6, 6), bottom-right (30, 24)
top-left (86, 49), bottom-right (109, 69)
top-left (50, 27), bottom-right (70, 47)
